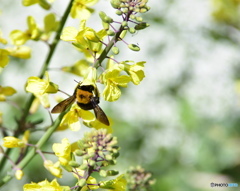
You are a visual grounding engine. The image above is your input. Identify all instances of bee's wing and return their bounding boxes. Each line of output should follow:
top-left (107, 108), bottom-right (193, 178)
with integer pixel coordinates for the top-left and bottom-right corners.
top-left (91, 100), bottom-right (110, 126)
top-left (51, 96), bottom-right (75, 113)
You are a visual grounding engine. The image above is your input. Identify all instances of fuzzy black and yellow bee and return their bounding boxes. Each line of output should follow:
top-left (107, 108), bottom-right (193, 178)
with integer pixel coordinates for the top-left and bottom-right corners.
top-left (51, 82), bottom-right (110, 126)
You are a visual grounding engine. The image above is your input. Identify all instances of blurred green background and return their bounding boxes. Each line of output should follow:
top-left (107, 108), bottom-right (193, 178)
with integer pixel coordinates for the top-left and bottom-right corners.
top-left (1, 0), bottom-right (240, 190)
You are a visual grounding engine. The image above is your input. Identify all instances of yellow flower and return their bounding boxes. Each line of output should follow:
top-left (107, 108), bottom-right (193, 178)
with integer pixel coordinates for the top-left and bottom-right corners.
top-left (58, 108), bottom-right (81, 131)
top-left (3, 130), bottom-right (29, 148)
top-left (6, 46), bottom-right (31, 59)
top-left (61, 59), bottom-right (90, 77)
top-left (52, 138), bottom-right (72, 171)
top-left (23, 179), bottom-right (70, 191)
top-left (42, 13), bottom-right (59, 40)
top-left (26, 72), bottom-right (58, 108)
top-left (22, 0), bottom-right (51, 10)
top-left (81, 66), bottom-right (97, 86)
top-left (119, 61), bottom-right (146, 85)
top-left (44, 160), bottom-right (62, 178)
top-left (101, 67), bottom-right (131, 101)
top-left (61, 20), bottom-right (106, 61)
top-left (15, 170), bottom-right (24, 180)
top-left (0, 49), bottom-right (10, 68)
top-left (0, 86), bottom-right (16, 101)
top-left (70, 0), bottom-right (98, 19)
top-left (10, 16), bottom-right (40, 46)
top-left (99, 174), bottom-right (127, 191)
top-left (3, 136), bottom-right (25, 148)
top-left (58, 105), bottom-right (95, 131)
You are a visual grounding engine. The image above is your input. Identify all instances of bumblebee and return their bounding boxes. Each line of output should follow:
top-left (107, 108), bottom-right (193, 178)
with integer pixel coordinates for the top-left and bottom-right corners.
top-left (51, 83), bottom-right (110, 126)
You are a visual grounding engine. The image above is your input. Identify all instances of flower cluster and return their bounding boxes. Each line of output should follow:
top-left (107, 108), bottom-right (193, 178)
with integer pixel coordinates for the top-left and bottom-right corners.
top-left (126, 166), bottom-right (155, 191)
top-left (50, 129), bottom-right (126, 190)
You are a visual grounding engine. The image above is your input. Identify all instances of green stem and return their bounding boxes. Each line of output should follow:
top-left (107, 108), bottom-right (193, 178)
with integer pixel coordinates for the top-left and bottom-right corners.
top-left (0, 0), bottom-right (74, 187)
top-left (94, 26), bottom-right (125, 68)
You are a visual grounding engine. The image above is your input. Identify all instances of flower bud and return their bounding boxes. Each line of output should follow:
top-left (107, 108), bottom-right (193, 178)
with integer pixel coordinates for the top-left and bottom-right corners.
top-left (136, 16), bottom-right (143, 22)
top-left (107, 30), bottom-right (115, 36)
top-left (121, 21), bottom-right (128, 27)
top-left (134, 22), bottom-right (150, 30)
top-left (68, 161), bottom-right (80, 168)
top-left (98, 151), bottom-right (105, 158)
top-left (115, 10), bottom-right (122, 15)
top-left (110, 0), bottom-right (121, 9)
top-left (79, 163), bottom-right (88, 170)
top-left (140, 7), bottom-right (148, 13)
top-left (75, 149), bottom-right (86, 156)
top-left (78, 179), bottom-right (86, 187)
top-left (107, 170), bottom-right (119, 176)
top-left (105, 154), bottom-right (113, 161)
top-left (129, 27), bottom-right (136, 34)
top-left (102, 22), bottom-right (109, 30)
top-left (119, 30), bottom-right (127, 39)
top-left (88, 159), bottom-right (96, 166)
top-left (112, 46), bottom-right (119, 55)
top-left (100, 169), bottom-right (107, 177)
top-left (128, 44), bottom-right (140, 51)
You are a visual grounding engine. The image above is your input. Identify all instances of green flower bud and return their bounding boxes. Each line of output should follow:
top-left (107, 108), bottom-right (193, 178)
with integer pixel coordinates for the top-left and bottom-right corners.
top-left (83, 143), bottom-right (90, 148)
top-left (68, 161), bottom-right (80, 168)
top-left (108, 137), bottom-right (118, 146)
top-left (107, 30), bottom-right (115, 36)
top-left (98, 146), bottom-right (103, 151)
top-left (104, 16), bottom-right (114, 23)
top-left (110, 0), bottom-right (121, 9)
top-left (134, 7), bottom-right (140, 13)
top-left (39, 0), bottom-right (51, 10)
top-left (136, 16), bottom-right (143, 22)
top-left (128, 44), bottom-right (140, 51)
top-left (121, 21), bottom-right (128, 27)
top-left (112, 46), bottom-right (119, 55)
top-left (83, 154), bottom-right (92, 160)
top-left (102, 22), bottom-right (109, 30)
top-left (107, 170), bottom-right (119, 176)
top-left (134, 22), bottom-right (150, 30)
top-left (99, 11), bottom-right (113, 23)
top-left (140, 8), bottom-right (148, 13)
top-left (130, 14), bottom-right (136, 20)
top-left (129, 27), bottom-right (136, 34)
top-left (88, 151), bottom-right (96, 158)
top-left (115, 10), bottom-right (122, 15)
top-left (99, 11), bottom-right (107, 21)
top-left (100, 169), bottom-right (107, 177)
top-left (119, 30), bottom-right (127, 39)
top-left (112, 151), bottom-right (120, 158)
top-left (75, 149), bottom-right (86, 156)
top-left (98, 151), bottom-right (105, 158)
top-left (88, 159), bottom-right (96, 166)
top-left (105, 154), bottom-right (113, 161)
top-left (79, 163), bottom-right (88, 170)
top-left (104, 134), bottom-right (113, 143)
top-left (109, 159), bottom-right (117, 165)
top-left (106, 146), bottom-right (113, 152)
top-left (78, 179), bottom-right (86, 187)
top-left (121, 8), bottom-right (128, 13)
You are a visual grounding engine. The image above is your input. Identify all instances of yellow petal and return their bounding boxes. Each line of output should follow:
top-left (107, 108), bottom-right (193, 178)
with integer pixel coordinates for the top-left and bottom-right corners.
top-left (102, 83), bottom-right (121, 102)
top-left (7, 46), bottom-right (31, 59)
top-left (60, 26), bottom-right (78, 41)
top-left (0, 49), bottom-right (9, 68)
top-left (10, 30), bottom-right (29, 46)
